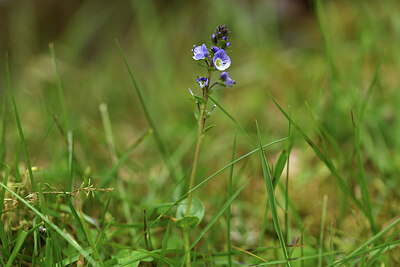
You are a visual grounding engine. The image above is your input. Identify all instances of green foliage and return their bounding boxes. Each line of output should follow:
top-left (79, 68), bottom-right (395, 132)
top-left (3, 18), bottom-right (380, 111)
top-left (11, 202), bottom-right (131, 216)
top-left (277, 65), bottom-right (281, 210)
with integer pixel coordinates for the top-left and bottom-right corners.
top-left (1, 0), bottom-right (400, 265)
top-left (175, 197), bottom-right (205, 228)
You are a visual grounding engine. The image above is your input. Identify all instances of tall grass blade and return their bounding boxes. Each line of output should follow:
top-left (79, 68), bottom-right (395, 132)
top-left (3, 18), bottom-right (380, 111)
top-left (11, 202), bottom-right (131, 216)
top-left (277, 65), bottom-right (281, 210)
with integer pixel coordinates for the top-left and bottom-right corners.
top-left (99, 102), bottom-right (135, 237)
top-left (157, 220), bottom-right (171, 267)
top-left (256, 121), bottom-right (291, 266)
top-left (49, 43), bottom-right (69, 131)
top-left (115, 39), bottom-right (177, 181)
top-left (267, 92), bottom-right (365, 214)
top-left (101, 128), bottom-right (152, 187)
top-left (209, 96), bottom-right (255, 145)
top-left (5, 53), bottom-right (36, 192)
top-left (352, 111), bottom-right (377, 234)
top-left (226, 133), bottom-right (236, 267)
top-left (360, 56), bottom-right (384, 121)
top-left (318, 195), bottom-right (328, 267)
top-left (284, 108), bottom-right (293, 245)
top-left (0, 166), bottom-right (11, 257)
top-left (0, 100), bottom-right (6, 171)
top-left (5, 230), bottom-right (28, 267)
top-left (67, 130), bottom-right (74, 192)
top-left (189, 179), bottom-right (250, 250)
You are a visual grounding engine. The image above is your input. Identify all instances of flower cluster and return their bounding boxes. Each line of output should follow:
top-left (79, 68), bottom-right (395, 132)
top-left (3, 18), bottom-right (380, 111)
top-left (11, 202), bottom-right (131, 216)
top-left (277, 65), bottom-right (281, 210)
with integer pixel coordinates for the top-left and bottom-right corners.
top-left (191, 25), bottom-right (235, 91)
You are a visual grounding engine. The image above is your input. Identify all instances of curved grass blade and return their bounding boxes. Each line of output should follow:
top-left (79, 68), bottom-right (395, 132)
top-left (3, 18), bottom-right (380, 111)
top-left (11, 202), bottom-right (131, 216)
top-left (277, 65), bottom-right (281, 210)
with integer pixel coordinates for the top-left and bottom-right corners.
top-left (226, 133), bottom-right (236, 267)
top-left (5, 54), bottom-right (36, 192)
top-left (267, 92), bottom-right (365, 214)
top-left (190, 179), bottom-right (249, 250)
top-left (329, 216), bottom-right (400, 266)
top-left (352, 111), bottom-right (377, 234)
top-left (115, 39), bottom-right (178, 181)
top-left (256, 121), bottom-right (291, 266)
top-left (49, 43), bottom-right (69, 132)
top-left (6, 230), bottom-right (28, 267)
top-left (209, 96), bottom-right (255, 145)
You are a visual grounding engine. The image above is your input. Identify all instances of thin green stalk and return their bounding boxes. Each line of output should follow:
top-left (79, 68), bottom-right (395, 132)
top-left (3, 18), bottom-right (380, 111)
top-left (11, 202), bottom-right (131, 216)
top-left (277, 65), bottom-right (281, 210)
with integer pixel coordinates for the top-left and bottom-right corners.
top-left (67, 130), bottom-right (74, 192)
top-left (256, 121), bottom-right (291, 266)
top-left (318, 195), bottom-right (328, 267)
top-left (99, 103), bottom-right (135, 238)
top-left (185, 105), bottom-right (206, 217)
top-left (115, 39), bottom-right (179, 181)
top-left (49, 43), bottom-right (69, 131)
top-left (226, 134), bottom-right (236, 267)
top-left (5, 53), bottom-right (36, 192)
top-left (285, 108), bottom-right (292, 245)
top-left (0, 100), bottom-right (6, 172)
top-left (183, 70), bottom-right (212, 267)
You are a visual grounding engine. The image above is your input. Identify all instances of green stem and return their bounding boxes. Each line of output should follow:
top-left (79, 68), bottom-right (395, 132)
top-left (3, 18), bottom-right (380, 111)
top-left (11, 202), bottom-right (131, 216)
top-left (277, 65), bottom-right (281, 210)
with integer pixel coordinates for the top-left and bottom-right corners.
top-left (183, 70), bottom-right (211, 267)
top-left (185, 106), bottom-right (206, 217)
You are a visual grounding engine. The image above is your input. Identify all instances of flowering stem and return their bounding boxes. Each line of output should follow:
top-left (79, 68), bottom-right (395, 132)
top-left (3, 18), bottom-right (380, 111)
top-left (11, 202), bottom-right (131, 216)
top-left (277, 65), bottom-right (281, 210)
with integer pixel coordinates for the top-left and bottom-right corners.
top-left (183, 71), bottom-right (211, 267)
top-left (185, 70), bottom-right (211, 216)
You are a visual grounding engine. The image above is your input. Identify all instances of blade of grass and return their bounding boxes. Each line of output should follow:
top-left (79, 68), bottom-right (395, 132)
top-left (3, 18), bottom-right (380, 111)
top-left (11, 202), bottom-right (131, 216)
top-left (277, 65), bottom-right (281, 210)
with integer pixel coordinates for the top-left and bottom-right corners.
top-left (226, 133), bottom-right (236, 267)
top-left (318, 195), bottom-right (328, 267)
top-left (44, 238), bottom-right (53, 267)
top-left (5, 53), bottom-right (36, 192)
top-left (67, 130), bottom-right (74, 192)
top-left (157, 219), bottom-right (172, 267)
top-left (284, 108), bottom-right (293, 245)
top-left (366, 228), bottom-right (399, 266)
top-left (99, 102), bottom-right (135, 238)
top-left (352, 110), bottom-right (376, 234)
top-left (256, 121), bottom-right (291, 266)
top-left (189, 179), bottom-right (250, 250)
top-left (304, 102), bottom-right (338, 163)
top-left (359, 56), bottom-right (384, 121)
top-left (133, 138), bottom-right (286, 246)
top-left (0, 99), bottom-right (6, 171)
top-left (209, 96), bottom-right (255, 145)
top-left (314, 0), bottom-right (337, 84)
top-left (0, 181), bottom-right (97, 265)
top-left (78, 208), bottom-right (105, 266)
top-left (99, 191), bottom-right (113, 227)
top-left (115, 39), bottom-right (178, 181)
top-left (329, 216), bottom-right (400, 266)
top-left (5, 230), bottom-right (28, 267)
top-left (100, 128), bottom-right (152, 188)
top-left (0, 165), bottom-right (11, 257)
top-left (267, 92), bottom-right (365, 214)
top-left (32, 217), bottom-right (39, 266)
top-left (49, 43), bottom-right (69, 131)
top-left (330, 221), bottom-right (334, 264)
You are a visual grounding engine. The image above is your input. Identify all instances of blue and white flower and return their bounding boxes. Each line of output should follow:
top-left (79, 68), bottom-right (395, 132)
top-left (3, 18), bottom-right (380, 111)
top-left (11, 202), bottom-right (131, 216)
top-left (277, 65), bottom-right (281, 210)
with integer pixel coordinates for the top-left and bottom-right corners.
top-left (213, 49), bottom-right (231, 71)
top-left (196, 77), bottom-right (209, 89)
top-left (192, 44), bottom-right (209, 60)
top-left (220, 71), bottom-right (235, 87)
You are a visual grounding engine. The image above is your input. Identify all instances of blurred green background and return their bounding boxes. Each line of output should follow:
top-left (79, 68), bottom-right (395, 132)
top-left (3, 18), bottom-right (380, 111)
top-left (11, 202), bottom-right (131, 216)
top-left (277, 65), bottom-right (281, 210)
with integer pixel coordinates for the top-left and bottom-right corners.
top-left (1, 0), bottom-right (400, 263)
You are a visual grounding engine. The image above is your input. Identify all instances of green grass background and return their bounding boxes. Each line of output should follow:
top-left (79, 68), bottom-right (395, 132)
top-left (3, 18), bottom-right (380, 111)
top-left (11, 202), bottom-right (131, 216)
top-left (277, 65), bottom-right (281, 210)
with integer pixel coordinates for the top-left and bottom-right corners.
top-left (1, 0), bottom-right (400, 265)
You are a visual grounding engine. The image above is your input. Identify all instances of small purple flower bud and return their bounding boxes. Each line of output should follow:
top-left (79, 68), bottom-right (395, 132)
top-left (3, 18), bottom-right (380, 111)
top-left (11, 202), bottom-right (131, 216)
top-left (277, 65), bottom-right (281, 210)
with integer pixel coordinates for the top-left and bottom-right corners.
top-left (196, 77), bottom-right (209, 89)
top-left (222, 36), bottom-right (227, 41)
top-left (226, 42), bottom-right (231, 48)
top-left (211, 46), bottom-right (220, 53)
top-left (213, 49), bottom-right (231, 71)
top-left (220, 71), bottom-right (235, 87)
top-left (192, 44), bottom-right (209, 60)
